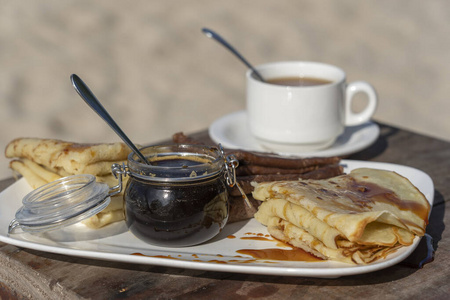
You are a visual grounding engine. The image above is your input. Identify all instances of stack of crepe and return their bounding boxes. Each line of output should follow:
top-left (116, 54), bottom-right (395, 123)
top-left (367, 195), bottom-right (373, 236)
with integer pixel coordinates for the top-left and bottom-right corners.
top-left (253, 168), bottom-right (430, 264)
top-left (5, 138), bottom-right (132, 228)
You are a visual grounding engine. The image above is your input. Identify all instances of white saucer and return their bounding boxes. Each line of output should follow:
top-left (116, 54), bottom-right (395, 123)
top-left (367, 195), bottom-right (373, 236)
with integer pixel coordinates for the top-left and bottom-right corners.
top-left (209, 110), bottom-right (380, 157)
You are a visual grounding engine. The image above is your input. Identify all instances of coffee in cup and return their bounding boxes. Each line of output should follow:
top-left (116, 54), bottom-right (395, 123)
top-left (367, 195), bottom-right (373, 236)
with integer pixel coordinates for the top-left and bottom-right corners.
top-left (246, 61), bottom-right (378, 152)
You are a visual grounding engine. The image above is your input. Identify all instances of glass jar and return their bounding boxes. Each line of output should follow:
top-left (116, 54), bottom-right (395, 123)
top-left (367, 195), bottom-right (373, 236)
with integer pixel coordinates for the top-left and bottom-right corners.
top-left (113, 144), bottom-right (237, 247)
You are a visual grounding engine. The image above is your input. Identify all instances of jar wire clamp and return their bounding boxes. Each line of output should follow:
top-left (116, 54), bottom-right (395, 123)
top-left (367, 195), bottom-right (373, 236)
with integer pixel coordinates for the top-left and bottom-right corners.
top-left (219, 144), bottom-right (253, 208)
top-left (111, 163), bottom-right (129, 194)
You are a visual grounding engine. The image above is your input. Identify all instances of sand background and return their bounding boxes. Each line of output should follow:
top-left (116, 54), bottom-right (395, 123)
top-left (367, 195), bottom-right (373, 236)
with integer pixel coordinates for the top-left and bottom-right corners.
top-left (1, 0), bottom-right (449, 180)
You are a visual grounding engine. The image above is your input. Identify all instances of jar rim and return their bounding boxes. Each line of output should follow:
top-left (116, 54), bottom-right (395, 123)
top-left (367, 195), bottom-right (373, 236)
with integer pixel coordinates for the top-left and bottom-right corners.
top-left (127, 144), bottom-right (225, 182)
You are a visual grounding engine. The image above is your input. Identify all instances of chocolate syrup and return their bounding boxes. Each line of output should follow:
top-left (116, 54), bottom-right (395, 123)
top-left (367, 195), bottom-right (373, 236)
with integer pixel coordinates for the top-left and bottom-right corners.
top-left (125, 157), bottom-right (229, 247)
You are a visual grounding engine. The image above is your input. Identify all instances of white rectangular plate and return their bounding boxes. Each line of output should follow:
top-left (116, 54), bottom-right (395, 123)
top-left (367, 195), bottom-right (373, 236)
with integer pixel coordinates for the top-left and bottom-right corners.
top-left (0, 160), bottom-right (434, 278)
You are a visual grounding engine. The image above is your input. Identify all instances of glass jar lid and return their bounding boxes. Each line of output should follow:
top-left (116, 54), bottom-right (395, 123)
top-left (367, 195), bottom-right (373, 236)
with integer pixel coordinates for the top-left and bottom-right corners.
top-left (126, 144), bottom-right (225, 182)
top-left (8, 174), bottom-right (111, 233)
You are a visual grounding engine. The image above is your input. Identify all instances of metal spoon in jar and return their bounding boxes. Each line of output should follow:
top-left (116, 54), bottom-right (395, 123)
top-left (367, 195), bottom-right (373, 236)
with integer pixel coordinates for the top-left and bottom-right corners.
top-left (201, 28), bottom-right (265, 82)
top-left (70, 74), bottom-right (150, 165)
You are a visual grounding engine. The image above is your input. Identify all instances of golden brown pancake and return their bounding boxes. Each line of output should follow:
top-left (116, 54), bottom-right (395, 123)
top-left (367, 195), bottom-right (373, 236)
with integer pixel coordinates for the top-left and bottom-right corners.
top-left (5, 138), bottom-right (130, 176)
top-left (6, 138), bottom-right (132, 228)
top-left (253, 168), bottom-right (430, 264)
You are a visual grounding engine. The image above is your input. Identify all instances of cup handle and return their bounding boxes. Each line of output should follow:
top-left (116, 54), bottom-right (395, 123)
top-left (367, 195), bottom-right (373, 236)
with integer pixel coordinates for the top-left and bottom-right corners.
top-left (345, 81), bottom-right (378, 126)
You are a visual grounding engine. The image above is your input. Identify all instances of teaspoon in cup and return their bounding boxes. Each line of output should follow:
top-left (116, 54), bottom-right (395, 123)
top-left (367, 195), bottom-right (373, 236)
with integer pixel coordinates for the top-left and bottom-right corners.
top-left (70, 74), bottom-right (150, 165)
top-left (201, 28), bottom-right (265, 82)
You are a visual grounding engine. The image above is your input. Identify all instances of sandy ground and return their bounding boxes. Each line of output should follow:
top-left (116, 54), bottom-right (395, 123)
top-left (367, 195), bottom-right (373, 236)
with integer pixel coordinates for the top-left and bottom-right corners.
top-left (1, 0), bottom-right (449, 180)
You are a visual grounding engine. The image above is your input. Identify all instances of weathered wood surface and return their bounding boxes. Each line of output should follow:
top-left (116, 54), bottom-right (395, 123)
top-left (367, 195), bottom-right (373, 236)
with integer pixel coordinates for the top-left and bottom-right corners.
top-left (1, 123), bottom-right (449, 300)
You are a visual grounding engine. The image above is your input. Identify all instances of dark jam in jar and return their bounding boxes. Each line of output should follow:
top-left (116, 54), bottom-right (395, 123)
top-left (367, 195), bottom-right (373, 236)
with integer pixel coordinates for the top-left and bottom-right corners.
top-left (124, 145), bottom-right (229, 247)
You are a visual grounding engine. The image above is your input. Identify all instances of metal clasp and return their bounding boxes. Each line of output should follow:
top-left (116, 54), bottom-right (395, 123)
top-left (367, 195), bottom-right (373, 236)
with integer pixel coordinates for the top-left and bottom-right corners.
top-left (219, 144), bottom-right (253, 208)
top-left (8, 219), bottom-right (19, 234)
top-left (110, 163), bottom-right (129, 197)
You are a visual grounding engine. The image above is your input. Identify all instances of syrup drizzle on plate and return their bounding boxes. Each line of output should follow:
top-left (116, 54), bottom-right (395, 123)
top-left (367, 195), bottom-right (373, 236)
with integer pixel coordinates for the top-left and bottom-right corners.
top-left (131, 232), bottom-right (322, 263)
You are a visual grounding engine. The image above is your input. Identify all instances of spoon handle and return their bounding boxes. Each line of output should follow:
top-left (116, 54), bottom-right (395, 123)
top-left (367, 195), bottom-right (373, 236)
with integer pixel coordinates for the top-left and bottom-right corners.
top-left (202, 28), bottom-right (265, 82)
top-left (70, 74), bottom-right (150, 165)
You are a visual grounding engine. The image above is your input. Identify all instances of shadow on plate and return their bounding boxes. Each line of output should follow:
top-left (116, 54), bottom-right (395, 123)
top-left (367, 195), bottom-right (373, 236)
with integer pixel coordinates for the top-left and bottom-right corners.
top-left (39, 221), bottom-right (129, 243)
top-left (348, 123), bottom-right (399, 160)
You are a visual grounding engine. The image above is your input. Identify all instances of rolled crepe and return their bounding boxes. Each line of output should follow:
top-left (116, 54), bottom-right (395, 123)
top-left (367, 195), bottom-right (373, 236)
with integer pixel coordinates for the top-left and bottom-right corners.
top-left (5, 138), bottom-right (133, 229)
top-left (5, 138), bottom-right (130, 176)
top-left (253, 168), bottom-right (430, 264)
top-left (9, 160), bottom-right (49, 189)
top-left (81, 204), bottom-right (125, 229)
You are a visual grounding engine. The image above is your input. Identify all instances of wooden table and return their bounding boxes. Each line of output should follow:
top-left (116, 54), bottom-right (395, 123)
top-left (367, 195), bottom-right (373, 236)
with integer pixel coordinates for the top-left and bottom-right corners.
top-left (1, 123), bottom-right (449, 299)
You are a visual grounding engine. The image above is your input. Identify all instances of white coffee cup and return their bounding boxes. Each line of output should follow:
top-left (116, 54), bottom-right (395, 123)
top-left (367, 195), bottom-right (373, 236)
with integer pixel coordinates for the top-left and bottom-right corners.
top-left (246, 61), bottom-right (378, 152)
